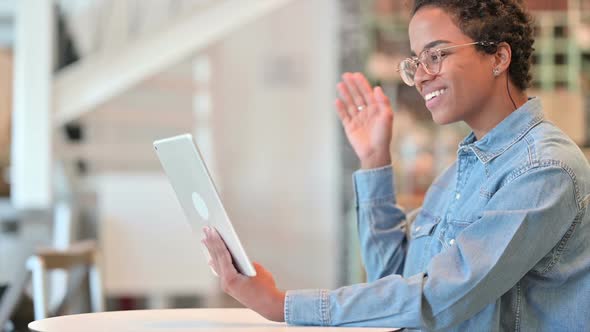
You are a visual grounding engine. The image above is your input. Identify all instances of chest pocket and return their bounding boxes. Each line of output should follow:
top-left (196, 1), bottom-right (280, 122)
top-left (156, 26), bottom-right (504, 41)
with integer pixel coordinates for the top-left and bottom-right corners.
top-left (442, 217), bottom-right (479, 248)
top-left (410, 210), bottom-right (441, 239)
top-left (406, 209), bottom-right (441, 274)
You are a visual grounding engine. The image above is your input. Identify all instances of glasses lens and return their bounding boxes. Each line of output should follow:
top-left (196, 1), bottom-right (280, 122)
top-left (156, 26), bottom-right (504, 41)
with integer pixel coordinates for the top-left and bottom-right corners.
top-left (421, 50), bottom-right (441, 75)
top-left (398, 60), bottom-right (416, 86)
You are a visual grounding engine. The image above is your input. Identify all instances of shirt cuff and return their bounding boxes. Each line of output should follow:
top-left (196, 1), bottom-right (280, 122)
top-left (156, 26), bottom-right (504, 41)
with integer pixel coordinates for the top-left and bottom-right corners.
top-left (353, 165), bottom-right (395, 205)
top-left (284, 289), bottom-right (330, 326)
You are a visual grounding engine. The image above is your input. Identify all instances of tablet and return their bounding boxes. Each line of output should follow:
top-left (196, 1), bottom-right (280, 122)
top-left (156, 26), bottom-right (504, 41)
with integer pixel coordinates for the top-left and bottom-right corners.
top-left (153, 134), bottom-right (256, 277)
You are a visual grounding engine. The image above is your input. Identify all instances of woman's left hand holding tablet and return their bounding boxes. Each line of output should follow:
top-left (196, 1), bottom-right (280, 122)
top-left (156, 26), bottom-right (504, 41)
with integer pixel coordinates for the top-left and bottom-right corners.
top-left (202, 226), bottom-right (286, 322)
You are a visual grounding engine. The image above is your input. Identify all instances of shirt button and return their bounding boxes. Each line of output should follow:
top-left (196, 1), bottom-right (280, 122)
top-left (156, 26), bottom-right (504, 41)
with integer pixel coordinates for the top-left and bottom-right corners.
top-left (415, 226), bottom-right (421, 232)
top-left (449, 239), bottom-right (455, 245)
top-left (455, 193), bottom-right (461, 200)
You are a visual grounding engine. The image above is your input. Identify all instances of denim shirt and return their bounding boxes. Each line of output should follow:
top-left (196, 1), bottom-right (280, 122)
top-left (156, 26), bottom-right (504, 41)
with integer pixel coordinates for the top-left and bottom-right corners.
top-left (285, 98), bottom-right (590, 331)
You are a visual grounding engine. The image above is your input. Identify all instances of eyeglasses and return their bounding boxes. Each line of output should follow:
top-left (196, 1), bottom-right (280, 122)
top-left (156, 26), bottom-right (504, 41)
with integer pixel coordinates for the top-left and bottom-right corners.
top-left (397, 41), bottom-right (496, 86)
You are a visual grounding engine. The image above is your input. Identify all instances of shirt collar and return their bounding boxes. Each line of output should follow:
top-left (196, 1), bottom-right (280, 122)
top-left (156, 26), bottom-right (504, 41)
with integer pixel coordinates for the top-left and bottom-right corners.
top-left (458, 97), bottom-right (544, 164)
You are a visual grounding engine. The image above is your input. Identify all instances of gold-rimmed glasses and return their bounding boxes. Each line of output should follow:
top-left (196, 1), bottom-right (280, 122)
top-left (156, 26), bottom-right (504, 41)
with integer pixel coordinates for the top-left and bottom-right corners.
top-left (397, 41), bottom-right (496, 86)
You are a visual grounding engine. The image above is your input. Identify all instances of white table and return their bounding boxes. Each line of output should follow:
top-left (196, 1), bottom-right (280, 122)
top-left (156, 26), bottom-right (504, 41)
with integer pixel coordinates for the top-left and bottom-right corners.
top-left (29, 308), bottom-right (399, 331)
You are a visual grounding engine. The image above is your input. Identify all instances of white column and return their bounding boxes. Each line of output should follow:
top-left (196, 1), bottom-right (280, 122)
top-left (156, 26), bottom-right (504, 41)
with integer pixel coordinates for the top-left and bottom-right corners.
top-left (11, 0), bottom-right (54, 209)
top-left (192, 55), bottom-right (217, 186)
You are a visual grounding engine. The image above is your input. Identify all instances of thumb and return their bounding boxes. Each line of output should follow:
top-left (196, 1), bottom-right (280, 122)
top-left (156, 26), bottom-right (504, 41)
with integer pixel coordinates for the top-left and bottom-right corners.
top-left (253, 262), bottom-right (267, 273)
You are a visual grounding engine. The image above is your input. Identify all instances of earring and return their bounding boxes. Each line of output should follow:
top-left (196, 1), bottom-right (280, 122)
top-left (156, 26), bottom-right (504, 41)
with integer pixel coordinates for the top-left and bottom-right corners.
top-left (493, 68), bottom-right (500, 76)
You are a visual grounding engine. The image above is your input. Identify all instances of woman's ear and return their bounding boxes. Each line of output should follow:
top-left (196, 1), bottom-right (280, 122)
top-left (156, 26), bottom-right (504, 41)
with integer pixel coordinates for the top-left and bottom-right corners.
top-left (492, 42), bottom-right (512, 76)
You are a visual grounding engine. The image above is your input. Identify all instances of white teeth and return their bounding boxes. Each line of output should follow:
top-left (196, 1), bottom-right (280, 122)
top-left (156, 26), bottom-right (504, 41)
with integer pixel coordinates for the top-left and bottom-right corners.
top-left (425, 89), bottom-right (446, 101)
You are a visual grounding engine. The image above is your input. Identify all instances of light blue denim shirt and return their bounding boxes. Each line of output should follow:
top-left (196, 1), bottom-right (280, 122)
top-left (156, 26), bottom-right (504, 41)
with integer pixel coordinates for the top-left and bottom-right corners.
top-left (285, 98), bottom-right (590, 331)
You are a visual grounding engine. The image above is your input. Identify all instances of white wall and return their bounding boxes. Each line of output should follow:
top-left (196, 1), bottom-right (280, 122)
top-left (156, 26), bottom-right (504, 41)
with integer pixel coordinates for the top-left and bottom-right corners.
top-left (95, 173), bottom-right (217, 297)
top-left (95, 0), bottom-right (341, 299)
top-left (208, 0), bottom-right (340, 289)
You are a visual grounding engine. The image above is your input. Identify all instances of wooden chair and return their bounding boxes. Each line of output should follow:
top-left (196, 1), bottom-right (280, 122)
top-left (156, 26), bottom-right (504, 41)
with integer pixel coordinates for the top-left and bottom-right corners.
top-left (0, 240), bottom-right (105, 325)
top-left (28, 240), bottom-right (105, 320)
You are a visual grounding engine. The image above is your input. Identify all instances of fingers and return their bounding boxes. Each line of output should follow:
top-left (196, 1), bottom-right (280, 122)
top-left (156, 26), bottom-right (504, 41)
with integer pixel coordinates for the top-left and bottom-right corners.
top-left (353, 73), bottom-right (377, 106)
top-left (335, 72), bottom-right (392, 127)
top-left (374, 86), bottom-right (393, 114)
top-left (252, 262), bottom-right (269, 275)
top-left (342, 73), bottom-right (367, 108)
top-left (202, 229), bottom-right (221, 275)
top-left (336, 82), bottom-right (357, 119)
top-left (374, 86), bottom-right (389, 104)
top-left (337, 82), bottom-right (355, 107)
top-left (335, 99), bottom-right (351, 123)
top-left (337, 72), bottom-right (378, 114)
top-left (202, 227), bottom-right (239, 280)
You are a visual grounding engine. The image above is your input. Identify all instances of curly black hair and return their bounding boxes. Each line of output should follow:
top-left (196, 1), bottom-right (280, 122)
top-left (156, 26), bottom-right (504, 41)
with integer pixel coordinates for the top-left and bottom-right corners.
top-left (412, 0), bottom-right (535, 90)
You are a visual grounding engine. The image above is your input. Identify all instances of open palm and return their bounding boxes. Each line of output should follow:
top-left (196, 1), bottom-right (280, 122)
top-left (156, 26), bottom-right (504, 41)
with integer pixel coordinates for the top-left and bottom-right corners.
top-left (335, 73), bottom-right (394, 169)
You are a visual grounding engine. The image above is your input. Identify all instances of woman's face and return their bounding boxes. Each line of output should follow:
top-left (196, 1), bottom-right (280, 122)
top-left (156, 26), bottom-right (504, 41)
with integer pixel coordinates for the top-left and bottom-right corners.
top-left (408, 6), bottom-right (496, 125)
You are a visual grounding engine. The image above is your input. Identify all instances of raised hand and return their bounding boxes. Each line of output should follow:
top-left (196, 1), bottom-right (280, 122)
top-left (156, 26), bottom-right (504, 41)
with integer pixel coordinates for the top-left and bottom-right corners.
top-left (335, 72), bottom-right (394, 169)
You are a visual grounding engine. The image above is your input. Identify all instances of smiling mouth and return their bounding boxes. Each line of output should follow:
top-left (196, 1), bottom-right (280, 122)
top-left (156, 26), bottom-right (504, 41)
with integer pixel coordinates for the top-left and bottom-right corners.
top-left (425, 88), bottom-right (447, 102)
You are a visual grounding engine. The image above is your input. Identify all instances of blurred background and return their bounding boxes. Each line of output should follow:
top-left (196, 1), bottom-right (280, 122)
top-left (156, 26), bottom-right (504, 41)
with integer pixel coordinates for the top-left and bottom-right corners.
top-left (0, 0), bottom-right (588, 330)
